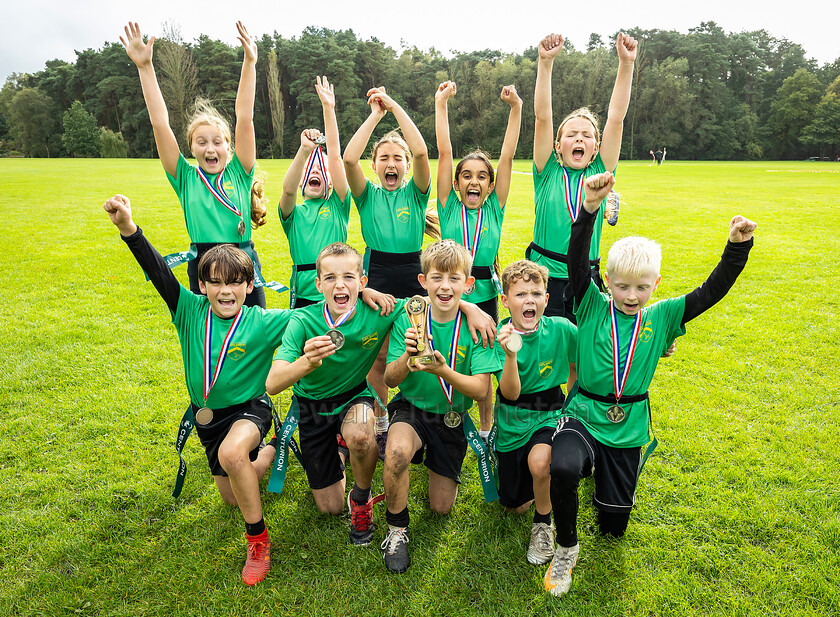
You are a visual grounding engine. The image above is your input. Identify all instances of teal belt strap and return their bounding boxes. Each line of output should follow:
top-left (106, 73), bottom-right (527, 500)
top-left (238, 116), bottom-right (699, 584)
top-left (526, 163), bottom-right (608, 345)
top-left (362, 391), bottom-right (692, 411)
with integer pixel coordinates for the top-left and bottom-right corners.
top-left (462, 412), bottom-right (499, 503)
top-left (172, 404), bottom-right (195, 498)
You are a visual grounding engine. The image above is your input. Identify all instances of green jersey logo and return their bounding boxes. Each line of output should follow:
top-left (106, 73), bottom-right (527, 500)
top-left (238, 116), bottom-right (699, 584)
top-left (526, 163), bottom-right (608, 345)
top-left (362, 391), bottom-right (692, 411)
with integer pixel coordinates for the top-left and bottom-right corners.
top-left (228, 343), bottom-right (246, 360)
top-left (640, 320), bottom-right (654, 343)
top-left (318, 204), bottom-right (332, 219)
top-left (362, 332), bottom-right (379, 349)
top-left (539, 360), bottom-right (553, 378)
top-left (396, 203), bottom-right (411, 223)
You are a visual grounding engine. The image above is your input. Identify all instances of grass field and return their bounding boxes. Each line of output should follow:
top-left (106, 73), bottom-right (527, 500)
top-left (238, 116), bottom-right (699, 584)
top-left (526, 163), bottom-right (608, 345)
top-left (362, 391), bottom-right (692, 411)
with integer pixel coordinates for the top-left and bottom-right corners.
top-left (1, 158), bottom-right (838, 616)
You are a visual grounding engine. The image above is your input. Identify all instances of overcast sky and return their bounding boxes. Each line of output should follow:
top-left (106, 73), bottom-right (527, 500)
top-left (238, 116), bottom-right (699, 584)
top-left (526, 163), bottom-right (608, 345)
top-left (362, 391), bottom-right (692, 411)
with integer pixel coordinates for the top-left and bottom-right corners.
top-left (2, 0), bottom-right (836, 82)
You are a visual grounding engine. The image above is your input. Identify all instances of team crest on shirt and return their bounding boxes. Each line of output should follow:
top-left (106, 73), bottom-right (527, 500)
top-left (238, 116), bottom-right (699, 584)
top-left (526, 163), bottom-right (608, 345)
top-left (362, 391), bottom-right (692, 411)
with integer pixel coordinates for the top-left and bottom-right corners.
top-left (456, 345), bottom-right (467, 363)
top-left (539, 360), bottom-right (553, 378)
top-left (396, 204), bottom-right (411, 223)
top-left (223, 180), bottom-right (234, 193)
top-left (362, 332), bottom-right (379, 349)
top-left (318, 204), bottom-right (331, 219)
top-left (639, 320), bottom-right (654, 343)
top-left (228, 343), bottom-right (246, 360)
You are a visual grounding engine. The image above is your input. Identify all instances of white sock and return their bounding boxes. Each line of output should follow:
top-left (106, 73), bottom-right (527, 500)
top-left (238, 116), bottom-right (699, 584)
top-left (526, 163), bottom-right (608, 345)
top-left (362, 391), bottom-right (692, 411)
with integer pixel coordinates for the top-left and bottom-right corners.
top-left (479, 429), bottom-right (491, 441)
top-left (375, 415), bottom-right (389, 434)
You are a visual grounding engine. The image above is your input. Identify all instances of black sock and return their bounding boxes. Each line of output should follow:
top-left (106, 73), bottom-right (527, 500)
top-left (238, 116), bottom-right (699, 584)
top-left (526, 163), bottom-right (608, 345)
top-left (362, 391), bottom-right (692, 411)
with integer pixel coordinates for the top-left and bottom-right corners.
top-left (245, 518), bottom-right (266, 536)
top-left (386, 506), bottom-right (410, 528)
top-left (533, 510), bottom-right (551, 525)
top-left (351, 484), bottom-right (371, 505)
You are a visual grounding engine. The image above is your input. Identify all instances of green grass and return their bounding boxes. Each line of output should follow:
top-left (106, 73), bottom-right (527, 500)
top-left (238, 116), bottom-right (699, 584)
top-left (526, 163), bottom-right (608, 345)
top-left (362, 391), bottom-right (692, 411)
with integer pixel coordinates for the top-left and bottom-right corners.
top-left (1, 159), bottom-right (838, 616)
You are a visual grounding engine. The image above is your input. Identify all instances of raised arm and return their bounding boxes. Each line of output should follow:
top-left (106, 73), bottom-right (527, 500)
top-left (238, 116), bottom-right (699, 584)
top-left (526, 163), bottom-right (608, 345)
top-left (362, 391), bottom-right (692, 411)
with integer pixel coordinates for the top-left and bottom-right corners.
top-left (534, 33), bottom-right (564, 173)
top-left (435, 81), bottom-right (457, 206)
top-left (599, 33), bottom-right (637, 172)
top-left (279, 130), bottom-right (318, 218)
top-left (234, 21), bottom-right (257, 174)
top-left (494, 85), bottom-right (523, 207)
top-left (496, 324), bottom-right (522, 400)
top-left (120, 22), bottom-right (180, 177)
top-left (375, 90), bottom-right (431, 194)
top-left (569, 172), bottom-right (615, 303)
top-left (343, 88), bottom-right (387, 198)
top-left (316, 76), bottom-right (349, 201)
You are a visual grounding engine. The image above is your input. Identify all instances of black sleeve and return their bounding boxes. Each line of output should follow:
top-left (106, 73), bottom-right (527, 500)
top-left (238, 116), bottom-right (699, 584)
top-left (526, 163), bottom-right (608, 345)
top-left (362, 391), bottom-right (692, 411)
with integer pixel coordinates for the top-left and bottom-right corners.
top-left (121, 227), bottom-right (182, 314)
top-left (681, 238), bottom-right (753, 326)
top-left (568, 208), bottom-right (598, 305)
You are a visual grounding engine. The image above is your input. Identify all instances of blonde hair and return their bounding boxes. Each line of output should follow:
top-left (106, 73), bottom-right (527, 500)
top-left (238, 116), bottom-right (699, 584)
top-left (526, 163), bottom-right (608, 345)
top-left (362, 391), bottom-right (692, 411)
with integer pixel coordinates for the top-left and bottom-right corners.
top-left (316, 242), bottom-right (364, 278)
top-left (372, 130), bottom-right (411, 162)
top-left (250, 173), bottom-right (267, 228)
top-left (420, 239), bottom-right (472, 278)
top-left (186, 98), bottom-right (232, 149)
top-left (606, 237), bottom-right (662, 279)
top-left (555, 107), bottom-right (601, 163)
top-left (501, 260), bottom-right (549, 295)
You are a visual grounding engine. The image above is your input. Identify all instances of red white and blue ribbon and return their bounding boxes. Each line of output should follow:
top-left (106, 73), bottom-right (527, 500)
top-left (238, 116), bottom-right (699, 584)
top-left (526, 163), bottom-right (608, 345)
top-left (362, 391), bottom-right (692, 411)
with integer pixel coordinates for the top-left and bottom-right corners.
top-left (323, 301), bottom-right (356, 329)
top-left (203, 306), bottom-right (244, 401)
top-left (610, 300), bottom-right (642, 402)
top-left (461, 204), bottom-right (484, 259)
top-left (562, 167), bottom-right (585, 221)
top-left (196, 167), bottom-right (242, 217)
top-left (302, 146), bottom-right (330, 199)
top-left (426, 309), bottom-right (463, 406)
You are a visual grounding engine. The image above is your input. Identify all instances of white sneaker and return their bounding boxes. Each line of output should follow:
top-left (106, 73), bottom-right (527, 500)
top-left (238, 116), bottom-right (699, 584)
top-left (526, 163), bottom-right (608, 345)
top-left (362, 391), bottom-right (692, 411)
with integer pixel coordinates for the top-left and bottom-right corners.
top-left (543, 543), bottom-right (579, 596)
top-left (527, 522), bottom-right (555, 565)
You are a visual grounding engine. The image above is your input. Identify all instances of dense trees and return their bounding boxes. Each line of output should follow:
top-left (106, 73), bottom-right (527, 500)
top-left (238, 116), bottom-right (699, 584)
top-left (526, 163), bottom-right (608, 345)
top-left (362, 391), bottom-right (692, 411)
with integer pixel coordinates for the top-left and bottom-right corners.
top-left (1, 22), bottom-right (837, 159)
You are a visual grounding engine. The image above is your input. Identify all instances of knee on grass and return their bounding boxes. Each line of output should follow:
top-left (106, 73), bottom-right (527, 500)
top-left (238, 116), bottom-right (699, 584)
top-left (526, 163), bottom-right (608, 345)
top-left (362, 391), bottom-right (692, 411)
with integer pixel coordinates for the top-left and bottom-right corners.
top-left (598, 510), bottom-right (629, 538)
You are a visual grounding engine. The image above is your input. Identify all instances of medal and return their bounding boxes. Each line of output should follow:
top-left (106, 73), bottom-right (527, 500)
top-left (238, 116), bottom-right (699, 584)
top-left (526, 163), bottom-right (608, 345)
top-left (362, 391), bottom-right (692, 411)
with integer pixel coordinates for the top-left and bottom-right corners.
top-left (327, 329), bottom-right (345, 350)
top-left (196, 167), bottom-right (244, 236)
top-left (562, 166), bottom-right (585, 221)
top-left (195, 407), bottom-right (214, 425)
top-left (323, 301), bottom-right (356, 352)
top-left (444, 410), bottom-right (462, 428)
top-left (313, 134), bottom-right (327, 145)
top-left (460, 204), bottom-right (484, 291)
top-left (238, 220), bottom-right (246, 236)
top-left (606, 404), bottom-right (625, 423)
top-left (301, 145), bottom-right (330, 199)
top-left (427, 310), bottom-right (463, 417)
top-left (505, 332), bottom-right (522, 352)
top-left (203, 306), bottom-right (244, 408)
top-left (609, 300), bottom-right (642, 413)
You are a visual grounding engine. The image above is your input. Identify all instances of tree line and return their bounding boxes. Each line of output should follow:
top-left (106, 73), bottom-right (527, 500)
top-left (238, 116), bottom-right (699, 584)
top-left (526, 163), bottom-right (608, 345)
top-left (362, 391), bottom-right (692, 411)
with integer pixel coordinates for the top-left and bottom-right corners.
top-left (1, 21), bottom-right (838, 161)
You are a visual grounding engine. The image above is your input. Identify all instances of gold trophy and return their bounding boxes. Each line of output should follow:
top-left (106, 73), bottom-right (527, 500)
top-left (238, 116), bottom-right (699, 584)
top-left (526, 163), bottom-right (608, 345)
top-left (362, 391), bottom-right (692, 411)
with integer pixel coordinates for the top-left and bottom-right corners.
top-left (405, 295), bottom-right (436, 366)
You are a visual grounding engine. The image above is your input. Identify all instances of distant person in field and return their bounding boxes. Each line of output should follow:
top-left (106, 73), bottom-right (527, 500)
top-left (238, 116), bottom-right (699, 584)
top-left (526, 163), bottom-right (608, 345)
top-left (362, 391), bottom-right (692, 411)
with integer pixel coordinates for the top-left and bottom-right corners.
top-left (649, 150), bottom-right (655, 166)
top-left (103, 194), bottom-right (291, 586)
top-left (543, 171), bottom-right (756, 597)
top-left (121, 22), bottom-right (271, 308)
top-left (661, 147), bottom-right (667, 164)
top-left (435, 80), bottom-right (522, 438)
top-left (279, 76), bottom-right (350, 309)
top-left (530, 31), bottom-right (638, 325)
top-left (655, 149), bottom-right (663, 165)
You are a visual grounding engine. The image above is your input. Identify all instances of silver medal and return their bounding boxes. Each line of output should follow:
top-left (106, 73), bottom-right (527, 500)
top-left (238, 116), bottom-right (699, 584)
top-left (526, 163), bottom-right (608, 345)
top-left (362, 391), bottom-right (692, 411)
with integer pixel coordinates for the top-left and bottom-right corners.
top-left (313, 134), bottom-right (327, 145)
top-left (327, 329), bottom-right (345, 350)
top-left (505, 333), bottom-right (523, 353)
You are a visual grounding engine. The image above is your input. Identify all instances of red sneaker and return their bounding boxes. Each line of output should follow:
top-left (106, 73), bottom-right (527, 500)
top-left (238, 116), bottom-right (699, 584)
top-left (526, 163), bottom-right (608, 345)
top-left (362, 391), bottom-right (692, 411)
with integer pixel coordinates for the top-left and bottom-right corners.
top-left (348, 490), bottom-right (385, 546)
top-left (242, 530), bottom-right (271, 585)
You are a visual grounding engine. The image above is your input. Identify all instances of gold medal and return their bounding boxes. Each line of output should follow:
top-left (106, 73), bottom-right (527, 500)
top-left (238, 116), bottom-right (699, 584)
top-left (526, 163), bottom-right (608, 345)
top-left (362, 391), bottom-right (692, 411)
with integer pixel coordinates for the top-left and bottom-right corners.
top-left (606, 404), bottom-right (625, 423)
top-left (443, 410), bottom-right (462, 428)
top-left (195, 407), bottom-right (214, 426)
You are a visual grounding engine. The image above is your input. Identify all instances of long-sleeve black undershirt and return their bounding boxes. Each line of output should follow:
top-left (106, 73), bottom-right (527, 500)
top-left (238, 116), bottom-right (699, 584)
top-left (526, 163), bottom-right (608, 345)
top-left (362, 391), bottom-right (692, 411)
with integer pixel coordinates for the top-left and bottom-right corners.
top-left (121, 227), bottom-right (182, 314)
top-left (568, 208), bottom-right (753, 326)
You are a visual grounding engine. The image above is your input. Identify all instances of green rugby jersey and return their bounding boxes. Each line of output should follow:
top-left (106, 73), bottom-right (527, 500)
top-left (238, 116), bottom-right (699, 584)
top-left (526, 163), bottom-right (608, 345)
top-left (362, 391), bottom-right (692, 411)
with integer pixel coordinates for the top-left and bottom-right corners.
top-left (354, 179), bottom-right (429, 252)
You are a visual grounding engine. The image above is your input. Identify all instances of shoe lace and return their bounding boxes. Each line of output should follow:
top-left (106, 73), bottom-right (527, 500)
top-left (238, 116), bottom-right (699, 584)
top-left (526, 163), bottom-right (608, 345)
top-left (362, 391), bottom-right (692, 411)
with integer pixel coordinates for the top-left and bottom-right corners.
top-left (550, 549), bottom-right (574, 579)
top-left (248, 540), bottom-right (267, 561)
top-left (380, 527), bottom-right (408, 555)
top-left (350, 493), bottom-right (384, 532)
top-left (534, 524), bottom-right (554, 552)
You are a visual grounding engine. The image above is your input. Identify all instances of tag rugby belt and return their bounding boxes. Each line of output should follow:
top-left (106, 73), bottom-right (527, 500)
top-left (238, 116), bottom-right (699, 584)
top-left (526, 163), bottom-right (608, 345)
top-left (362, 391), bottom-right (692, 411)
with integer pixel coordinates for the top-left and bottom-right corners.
top-left (526, 242), bottom-right (601, 268)
top-left (368, 249), bottom-right (422, 266)
top-left (576, 386), bottom-right (649, 405)
top-left (496, 384), bottom-right (565, 411)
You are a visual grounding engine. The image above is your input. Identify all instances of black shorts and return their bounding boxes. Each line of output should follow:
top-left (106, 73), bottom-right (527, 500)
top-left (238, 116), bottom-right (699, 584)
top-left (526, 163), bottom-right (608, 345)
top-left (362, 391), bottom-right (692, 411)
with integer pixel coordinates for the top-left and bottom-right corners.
top-left (296, 386), bottom-right (375, 490)
top-left (474, 296), bottom-right (499, 324)
top-left (366, 250), bottom-right (425, 299)
top-left (194, 395), bottom-right (273, 477)
top-left (388, 397), bottom-right (467, 483)
top-left (551, 417), bottom-right (642, 513)
top-left (188, 241), bottom-right (267, 309)
top-left (497, 427), bottom-right (554, 509)
top-left (292, 296), bottom-right (318, 309)
top-left (544, 269), bottom-right (605, 323)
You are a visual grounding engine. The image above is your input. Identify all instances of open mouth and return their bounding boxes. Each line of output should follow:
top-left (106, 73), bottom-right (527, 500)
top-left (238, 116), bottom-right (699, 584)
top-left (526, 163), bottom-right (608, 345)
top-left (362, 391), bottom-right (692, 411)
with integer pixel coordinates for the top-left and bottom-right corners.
top-left (333, 293), bottom-right (350, 307)
top-left (571, 147), bottom-right (585, 161)
top-left (218, 298), bottom-right (235, 308)
top-left (437, 294), bottom-right (453, 304)
top-left (465, 188), bottom-right (481, 206)
top-left (384, 171), bottom-right (399, 186)
top-left (523, 309), bottom-right (536, 319)
top-left (308, 177), bottom-right (322, 188)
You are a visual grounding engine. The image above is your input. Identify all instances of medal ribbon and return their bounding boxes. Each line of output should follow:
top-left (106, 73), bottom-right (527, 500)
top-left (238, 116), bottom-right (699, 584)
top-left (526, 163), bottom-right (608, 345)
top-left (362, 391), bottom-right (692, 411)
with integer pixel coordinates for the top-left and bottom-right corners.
top-left (426, 310), bottom-right (463, 407)
top-left (460, 204), bottom-right (484, 259)
top-left (323, 302), bottom-right (356, 330)
top-left (196, 167), bottom-right (242, 217)
top-left (301, 146), bottom-right (330, 199)
top-left (203, 306), bottom-right (244, 402)
top-left (610, 300), bottom-right (642, 402)
top-left (562, 167), bottom-right (585, 221)
top-left (510, 322), bottom-right (540, 336)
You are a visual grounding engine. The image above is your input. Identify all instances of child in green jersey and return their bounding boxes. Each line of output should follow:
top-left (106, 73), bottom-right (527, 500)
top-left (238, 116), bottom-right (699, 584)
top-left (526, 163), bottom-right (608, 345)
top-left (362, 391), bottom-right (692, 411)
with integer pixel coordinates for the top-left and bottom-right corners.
top-left (530, 31), bottom-right (638, 322)
top-left (494, 260), bottom-right (577, 566)
top-left (280, 76), bottom-right (352, 309)
top-left (381, 240), bottom-right (503, 573)
top-left (103, 194), bottom-right (290, 587)
top-left (543, 172), bottom-right (757, 597)
top-left (435, 80), bottom-right (522, 439)
top-left (121, 21), bottom-right (270, 308)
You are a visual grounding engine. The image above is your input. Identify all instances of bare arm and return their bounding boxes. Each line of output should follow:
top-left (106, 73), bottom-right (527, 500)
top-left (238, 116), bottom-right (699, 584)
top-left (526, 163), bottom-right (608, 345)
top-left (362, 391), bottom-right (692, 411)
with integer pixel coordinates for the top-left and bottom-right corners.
top-left (435, 81), bottom-right (457, 206)
top-left (599, 33), bottom-right (637, 172)
top-left (120, 22), bottom-right (180, 177)
top-left (533, 33), bottom-right (564, 173)
top-left (316, 76), bottom-right (349, 201)
top-left (494, 85), bottom-right (523, 207)
top-left (343, 88), bottom-right (386, 198)
top-left (376, 90), bottom-right (431, 193)
top-left (234, 21), bottom-right (257, 174)
top-left (496, 324), bottom-right (521, 400)
top-left (279, 131), bottom-right (317, 219)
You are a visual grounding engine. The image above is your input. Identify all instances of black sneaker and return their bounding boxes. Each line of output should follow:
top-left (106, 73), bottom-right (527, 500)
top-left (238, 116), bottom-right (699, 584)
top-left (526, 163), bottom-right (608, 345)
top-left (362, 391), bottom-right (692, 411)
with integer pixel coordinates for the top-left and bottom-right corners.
top-left (381, 525), bottom-right (410, 573)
